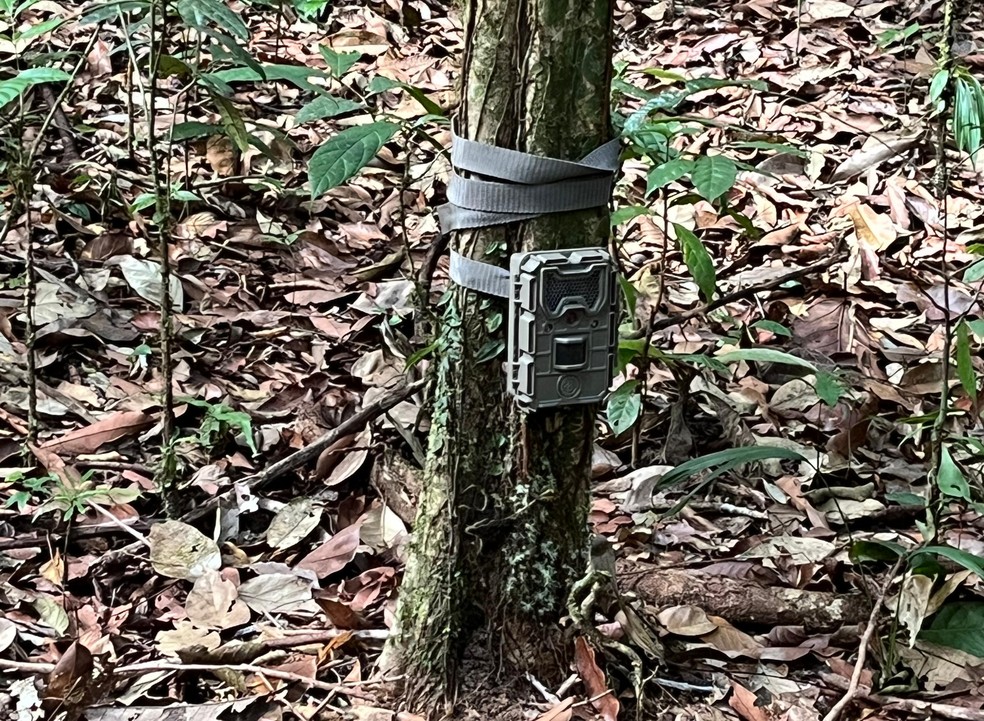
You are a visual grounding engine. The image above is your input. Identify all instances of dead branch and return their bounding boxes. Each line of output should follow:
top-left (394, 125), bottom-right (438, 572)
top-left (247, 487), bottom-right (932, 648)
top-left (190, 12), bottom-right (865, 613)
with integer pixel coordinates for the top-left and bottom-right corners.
top-left (620, 562), bottom-right (871, 630)
top-left (822, 673), bottom-right (984, 721)
top-left (822, 558), bottom-right (902, 721)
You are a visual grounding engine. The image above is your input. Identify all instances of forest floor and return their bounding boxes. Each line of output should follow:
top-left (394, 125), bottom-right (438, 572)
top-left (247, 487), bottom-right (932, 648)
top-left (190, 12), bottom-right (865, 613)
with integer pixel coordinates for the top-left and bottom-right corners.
top-left (2, 0), bottom-right (984, 719)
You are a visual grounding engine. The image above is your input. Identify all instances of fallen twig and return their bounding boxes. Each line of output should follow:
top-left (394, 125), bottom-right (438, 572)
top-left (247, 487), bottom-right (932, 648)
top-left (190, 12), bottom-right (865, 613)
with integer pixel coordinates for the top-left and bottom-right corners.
top-left (241, 377), bottom-right (425, 491)
top-left (0, 658), bottom-right (395, 700)
top-left (625, 252), bottom-right (846, 339)
top-left (822, 558), bottom-right (903, 721)
top-left (177, 377), bottom-right (426, 525)
top-left (822, 673), bottom-right (984, 721)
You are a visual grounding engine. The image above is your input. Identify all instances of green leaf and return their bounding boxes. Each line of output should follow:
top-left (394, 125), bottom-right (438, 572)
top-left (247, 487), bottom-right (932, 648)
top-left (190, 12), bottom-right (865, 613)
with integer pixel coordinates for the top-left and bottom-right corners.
top-left (200, 28), bottom-right (263, 76)
top-left (607, 380), bottom-right (642, 435)
top-left (14, 16), bottom-right (64, 42)
top-left (672, 224), bottom-right (716, 302)
top-left (172, 121), bottom-right (223, 141)
top-left (646, 158), bottom-right (693, 195)
top-left (716, 348), bottom-right (819, 371)
top-left (691, 154), bottom-right (737, 201)
top-left (176, 0), bottom-right (248, 39)
top-left (937, 446), bottom-right (971, 501)
top-left (885, 491), bottom-right (926, 507)
top-left (309, 122), bottom-right (399, 197)
top-left (158, 55), bottom-right (193, 78)
top-left (815, 369), bottom-right (846, 407)
top-left (919, 546), bottom-right (984, 579)
top-left (295, 95), bottom-right (363, 123)
top-left (610, 205), bottom-right (649, 226)
top-left (957, 320), bottom-right (977, 401)
top-left (751, 320), bottom-right (791, 337)
top-left (921, 603), bottom-right (984, 657)
top-left (0, 67), bottom-right (71, 107)
top-left (930, 69), bottom-right (950, 103)
top-left (849, 539), bottom-right (905, 563)
top-left (366, 75), bottom-right (402, 95)
top-left (404, 84), bottom-right (444, 116)
top-left (79, 0), bottom-right (148, 24)
top-left (208, 92), bottom-right (250, 152)
top-left (210, 64), bottom-right (331, 95)
top-left (654, 445), bottom-right (808, 492)
top-left (617, 275), bottom-right (638, 318)
top-left (319, 45), bottom-right (360, 77)
top-left (129, 193), bottom-right (157, 213)
top-left (963, 258), bottom-right (984, 283)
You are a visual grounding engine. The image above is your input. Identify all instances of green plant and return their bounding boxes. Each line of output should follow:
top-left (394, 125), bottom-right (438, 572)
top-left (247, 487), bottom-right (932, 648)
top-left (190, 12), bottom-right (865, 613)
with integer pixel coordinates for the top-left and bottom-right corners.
top-left (3, 470), bottom-right (140, 522)
top-left (185, 398), bottom-right (258, 455)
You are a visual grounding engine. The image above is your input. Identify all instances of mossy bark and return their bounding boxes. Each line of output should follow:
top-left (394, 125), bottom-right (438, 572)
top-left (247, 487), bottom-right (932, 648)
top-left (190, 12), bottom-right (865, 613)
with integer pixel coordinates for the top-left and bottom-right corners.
top-left (387, 0), bottom-right (614, 711)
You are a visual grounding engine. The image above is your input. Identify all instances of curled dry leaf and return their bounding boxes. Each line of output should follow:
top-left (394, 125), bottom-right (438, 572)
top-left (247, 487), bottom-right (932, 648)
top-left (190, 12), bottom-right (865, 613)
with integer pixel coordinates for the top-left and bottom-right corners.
top-left (39, 410), bottom-right (152, 456)
top-left (266, 498), bottom-right (322, 550)
top-left (237, 573), bottom-right (313, 614)
top-left (156, 620), bottom-right (222, 657)
top-left (44, 641), bottom-right (93, 711)
top-left (360, 505), bottom-right (407, 551)
top-left (656, 605), bottom-right (718, 636)
top-left (185, 570), bottom-right (251, 630)
top-left (295, 522), bottom-right (362, 578)
top-left (148, 521), bottom-right (222, 581)
top-left (574, 637), bottom-right (619, 721)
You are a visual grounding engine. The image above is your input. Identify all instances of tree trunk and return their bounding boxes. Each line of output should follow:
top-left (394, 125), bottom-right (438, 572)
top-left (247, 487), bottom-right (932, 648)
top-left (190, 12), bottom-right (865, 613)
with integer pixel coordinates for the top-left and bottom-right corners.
top-left (386, 0), bottom-right (614, 712)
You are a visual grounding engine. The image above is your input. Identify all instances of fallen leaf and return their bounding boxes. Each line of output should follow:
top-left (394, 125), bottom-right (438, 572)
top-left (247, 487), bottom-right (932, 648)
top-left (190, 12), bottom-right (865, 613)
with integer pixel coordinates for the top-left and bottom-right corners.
top-left (535, 698), bottom-right (573, 721)
top-left (266, 498), bottom-right (322, 550)
top-left (185, 570), bottom-right (251, 629)
top-left (149, 521), bottom-right (222, 581)
top-left (295, 523), bottom-right (362, 577)
top-left (656, 605), bottom-right (717, 636)
top-left (156, 621), bottom-right (222, 657)
top-left (40, 410), bottom-right (152, 455)
top-left (237, 573), bottom-right (313, 614)
top-left (574, 637), bottom-right (618, 721)
top-left (729, 681), bottom-right (772, 721)
top-left (360, 505), bottom-right (407, 551)
top-left (116, 255), bottom-right (183, 310)
top-left (44, 641), bottom-right (93, 711)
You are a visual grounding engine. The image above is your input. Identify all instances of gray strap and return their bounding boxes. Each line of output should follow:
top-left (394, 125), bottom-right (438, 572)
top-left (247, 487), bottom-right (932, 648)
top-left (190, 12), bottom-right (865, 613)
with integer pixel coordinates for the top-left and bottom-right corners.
top-left (449, 250), bottom-right (510, 298)
top-left (438, 133), bottom-right (621, 236)
top-left (440, 133), bottom-right (620, 297)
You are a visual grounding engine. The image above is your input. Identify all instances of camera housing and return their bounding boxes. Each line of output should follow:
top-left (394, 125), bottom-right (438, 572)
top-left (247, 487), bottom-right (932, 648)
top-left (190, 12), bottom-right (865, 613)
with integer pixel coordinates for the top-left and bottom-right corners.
top-left (507, 248), bottom-right (617, 410)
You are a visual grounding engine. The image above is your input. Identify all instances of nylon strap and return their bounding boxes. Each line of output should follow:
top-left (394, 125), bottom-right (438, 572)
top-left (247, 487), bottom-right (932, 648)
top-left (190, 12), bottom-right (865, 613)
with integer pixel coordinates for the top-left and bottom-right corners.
top-left (440, 133), bottom-right (620, 296)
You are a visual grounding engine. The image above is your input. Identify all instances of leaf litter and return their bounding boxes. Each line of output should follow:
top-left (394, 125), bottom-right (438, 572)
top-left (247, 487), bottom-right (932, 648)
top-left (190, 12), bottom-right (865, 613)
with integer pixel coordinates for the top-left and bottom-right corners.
top-left (1, 0), bottom-right (984, 719)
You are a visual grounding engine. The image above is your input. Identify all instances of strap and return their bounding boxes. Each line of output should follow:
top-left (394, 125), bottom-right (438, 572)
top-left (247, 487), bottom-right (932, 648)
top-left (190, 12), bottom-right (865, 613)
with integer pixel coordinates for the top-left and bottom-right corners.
top-left (449, 250), bottom-right (510, 298)
top-left (438, 134), bottom-right (621, 236)
top-left (439, 133), bottom-right (620, 297)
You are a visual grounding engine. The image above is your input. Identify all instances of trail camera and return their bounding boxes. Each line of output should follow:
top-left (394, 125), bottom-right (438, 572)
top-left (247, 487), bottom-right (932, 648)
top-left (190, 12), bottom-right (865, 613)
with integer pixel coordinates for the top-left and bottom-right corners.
top-left (507, 248), bottom-right (617, 410)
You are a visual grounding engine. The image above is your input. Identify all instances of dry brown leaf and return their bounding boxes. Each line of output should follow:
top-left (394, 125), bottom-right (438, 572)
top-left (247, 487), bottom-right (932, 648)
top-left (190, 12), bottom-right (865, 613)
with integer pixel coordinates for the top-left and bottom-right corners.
top-left (148, 521), bottom-right (222, 581)
top-left (185, 570), bottom-right (251, 630)
top-left (40, 410), bottom-right (152, 456)
top-left (729, 681), bottom-right (773, 721)
top-left (44, 641), bottom-right (93, 711)
top-left (656, 605), bottom-right (717, 636)
top-left (848, 202), bottom-right (896, 252)
top-left (266, 498), bottom-right (321, 550)
top-left (574, 637), bottom-right (618, 721)
top-left (535, 698), bottom-right (573, 721)
top-left (295, 523), bottom-right (362, 578)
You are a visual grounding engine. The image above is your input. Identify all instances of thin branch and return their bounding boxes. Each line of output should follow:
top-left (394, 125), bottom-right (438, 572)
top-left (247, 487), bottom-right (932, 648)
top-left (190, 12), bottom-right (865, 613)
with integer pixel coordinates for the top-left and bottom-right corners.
top-left (821, 558), bottom-right (903, 721)
top-left (625, 250), bottom-right (846, 339)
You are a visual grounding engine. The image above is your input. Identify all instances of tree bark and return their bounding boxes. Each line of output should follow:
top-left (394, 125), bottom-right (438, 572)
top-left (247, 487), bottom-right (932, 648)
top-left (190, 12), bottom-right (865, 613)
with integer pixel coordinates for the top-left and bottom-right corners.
top-left (384, 0), bottom-right (614, 712)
